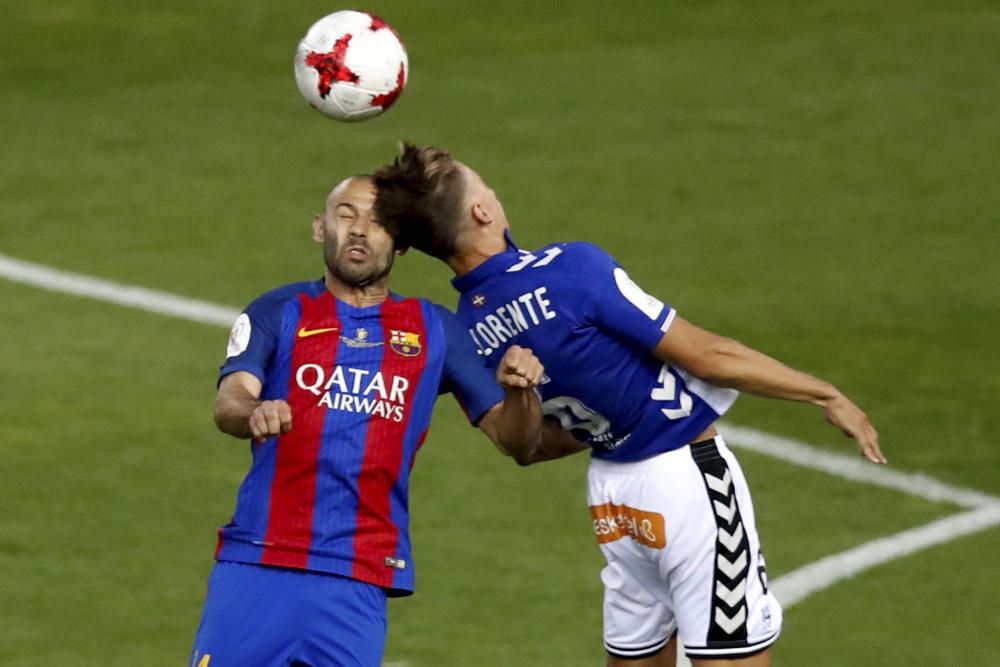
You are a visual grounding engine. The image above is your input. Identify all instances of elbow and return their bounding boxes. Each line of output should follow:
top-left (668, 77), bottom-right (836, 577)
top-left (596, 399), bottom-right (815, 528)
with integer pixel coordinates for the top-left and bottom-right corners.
top-left (212, 400), bottom-right (227, 432)
top-left (502, 441), bottom-right (541, 466)
top-left (500, 435), bottom-right (544, 466)
top-left (213, 399), bottom-right (246, 438)
top-left (511, 450), bottom-right (539, 467)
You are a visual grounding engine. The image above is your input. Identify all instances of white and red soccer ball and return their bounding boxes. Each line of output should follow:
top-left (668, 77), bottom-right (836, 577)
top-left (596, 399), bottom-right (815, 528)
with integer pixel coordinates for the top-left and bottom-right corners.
top-left (294, 10), bottom-right (408, 122)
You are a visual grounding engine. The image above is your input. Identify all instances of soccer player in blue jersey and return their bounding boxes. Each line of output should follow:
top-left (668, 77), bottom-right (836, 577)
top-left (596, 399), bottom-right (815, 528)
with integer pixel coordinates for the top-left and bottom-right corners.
top-left (373, 144), bottom-right (886, 667)
top-left (190, 175), bottom-right (577, 667)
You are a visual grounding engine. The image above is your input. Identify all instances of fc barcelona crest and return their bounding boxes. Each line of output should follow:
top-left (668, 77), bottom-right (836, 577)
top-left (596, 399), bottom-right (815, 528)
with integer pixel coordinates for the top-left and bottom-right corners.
top-left (390, 330), bottom-right (422, 357)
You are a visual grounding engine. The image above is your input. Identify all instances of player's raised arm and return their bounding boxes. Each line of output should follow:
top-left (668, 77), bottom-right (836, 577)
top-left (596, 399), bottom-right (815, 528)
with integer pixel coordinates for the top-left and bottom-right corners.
top-left (214, 371), bottom-right (292, 440)
top-left (476, 345), bottom-right (544, 464)
top-left (654, 316), bottom-right (886, 464)
top-left (477, 346), bottom-right (588, 466)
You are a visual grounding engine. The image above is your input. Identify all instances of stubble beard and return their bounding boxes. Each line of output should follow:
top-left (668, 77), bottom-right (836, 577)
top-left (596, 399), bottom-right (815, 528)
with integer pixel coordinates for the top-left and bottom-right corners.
top-left (324, 239), bottom-right (394, 289)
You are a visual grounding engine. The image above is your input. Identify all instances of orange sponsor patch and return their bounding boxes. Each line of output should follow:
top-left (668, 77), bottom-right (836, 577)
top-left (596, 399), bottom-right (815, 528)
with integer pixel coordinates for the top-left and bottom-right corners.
top-left (590, 502), bottom-right (666, 549)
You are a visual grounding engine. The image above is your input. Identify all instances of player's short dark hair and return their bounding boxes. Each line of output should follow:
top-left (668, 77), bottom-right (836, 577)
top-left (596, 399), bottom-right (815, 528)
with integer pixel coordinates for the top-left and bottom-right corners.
top-left (373, 142), bottom-right (466, 260)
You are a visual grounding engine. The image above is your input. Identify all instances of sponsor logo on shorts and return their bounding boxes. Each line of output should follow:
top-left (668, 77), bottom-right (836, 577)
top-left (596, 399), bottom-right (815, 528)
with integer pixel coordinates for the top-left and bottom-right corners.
top-left (590, 502), bottom-right (665, 549)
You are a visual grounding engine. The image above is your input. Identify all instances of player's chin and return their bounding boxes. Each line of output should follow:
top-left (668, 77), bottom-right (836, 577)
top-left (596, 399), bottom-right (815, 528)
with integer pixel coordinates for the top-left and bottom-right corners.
top-left (339, 266), bottom-right (379, 285)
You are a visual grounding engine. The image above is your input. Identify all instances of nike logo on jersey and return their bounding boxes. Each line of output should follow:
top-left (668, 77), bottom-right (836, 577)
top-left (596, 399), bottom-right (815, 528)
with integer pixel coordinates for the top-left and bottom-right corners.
top-left (297, 326), bottom-right (339, 338)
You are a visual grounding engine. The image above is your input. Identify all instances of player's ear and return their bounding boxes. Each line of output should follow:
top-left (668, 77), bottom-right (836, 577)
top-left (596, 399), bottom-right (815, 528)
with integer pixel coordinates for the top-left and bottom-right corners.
top-left (471, 202), bottom-right (492, 226)
top-left (311, 214), bottom-right (324, 242)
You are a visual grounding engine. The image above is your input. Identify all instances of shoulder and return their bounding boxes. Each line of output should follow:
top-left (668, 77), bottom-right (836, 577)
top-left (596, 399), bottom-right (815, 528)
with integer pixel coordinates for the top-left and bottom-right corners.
top-left (385, 293), bottom-right (442, 319)
top-left (426, 302), bottom-right (472, 346)
top-left (530, 241), bottom-right (617, 270)
top-left (522, 241), bottom-right (618, 285)
top-left (428, 301), bottom-right (462, 331)
top-left (246, 279), bottom-right (323, 312)
top-left (560, 241), bottom-right (617, 265)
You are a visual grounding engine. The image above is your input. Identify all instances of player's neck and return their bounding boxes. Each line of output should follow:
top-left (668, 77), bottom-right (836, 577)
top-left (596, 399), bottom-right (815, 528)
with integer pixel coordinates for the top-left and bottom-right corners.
top-left (324, 273), bottom-right (389, 308)
top-left (447, 235), bottom-right (507, 277)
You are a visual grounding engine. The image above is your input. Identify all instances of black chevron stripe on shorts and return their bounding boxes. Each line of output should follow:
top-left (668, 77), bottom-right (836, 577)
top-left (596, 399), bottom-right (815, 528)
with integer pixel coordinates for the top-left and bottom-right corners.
top-left (690, 438), bottom-right (751, 644)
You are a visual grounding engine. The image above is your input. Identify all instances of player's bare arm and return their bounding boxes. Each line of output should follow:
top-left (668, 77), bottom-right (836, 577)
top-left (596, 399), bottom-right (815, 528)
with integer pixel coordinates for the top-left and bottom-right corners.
top-left (477, 345), bottom-right (544, 464)
top-left (478, 346), bottom-right (589, 465)
top-left (214, 371), bottom-right (293, 440)
top-left (655, 316), bottom-right (886, 465)
top-left (531, 422), bottom-right (591, 465)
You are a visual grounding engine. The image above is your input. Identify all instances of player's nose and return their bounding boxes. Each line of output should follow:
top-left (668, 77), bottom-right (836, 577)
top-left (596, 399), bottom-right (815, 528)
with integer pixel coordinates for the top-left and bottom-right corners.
top-left (347, 215), bottom-right (370, 237)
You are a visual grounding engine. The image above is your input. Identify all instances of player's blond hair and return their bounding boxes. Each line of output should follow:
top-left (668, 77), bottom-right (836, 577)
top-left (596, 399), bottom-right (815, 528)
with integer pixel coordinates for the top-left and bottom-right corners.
top-left (374, 142), bottom-right (466, 259)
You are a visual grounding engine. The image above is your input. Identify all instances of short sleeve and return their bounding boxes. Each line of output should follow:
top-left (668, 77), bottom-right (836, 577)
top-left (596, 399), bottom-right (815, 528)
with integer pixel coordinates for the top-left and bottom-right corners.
top-left (573, 243), bottom-right (676, 351)
top-left (218, 295), bottom-right (282, 386)
top-left (434, 304), bottom-right (504, 424)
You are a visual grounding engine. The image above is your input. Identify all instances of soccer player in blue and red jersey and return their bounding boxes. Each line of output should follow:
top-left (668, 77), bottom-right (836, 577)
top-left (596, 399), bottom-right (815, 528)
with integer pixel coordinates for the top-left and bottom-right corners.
top-left (190, 176), bottom-right (578, 667)
top-left (373, 144), bottom-right (886, 667)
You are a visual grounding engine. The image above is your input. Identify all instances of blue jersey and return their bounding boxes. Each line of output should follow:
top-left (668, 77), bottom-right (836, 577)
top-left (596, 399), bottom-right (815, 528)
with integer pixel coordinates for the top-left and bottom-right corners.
top-left (215, 279), bottom-right (503, 595)
top-left (451, 239), bottom-right (738, 463)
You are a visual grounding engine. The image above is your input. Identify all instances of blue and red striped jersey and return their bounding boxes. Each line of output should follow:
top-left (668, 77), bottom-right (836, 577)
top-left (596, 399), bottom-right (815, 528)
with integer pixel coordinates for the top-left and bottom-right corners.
top-left (215, 279), bottom-right (503, 595)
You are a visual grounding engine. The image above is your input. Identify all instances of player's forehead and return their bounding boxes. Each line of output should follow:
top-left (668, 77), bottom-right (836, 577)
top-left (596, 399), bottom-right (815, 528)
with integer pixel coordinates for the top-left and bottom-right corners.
top-left (326, 176), bottom-right (376, 212)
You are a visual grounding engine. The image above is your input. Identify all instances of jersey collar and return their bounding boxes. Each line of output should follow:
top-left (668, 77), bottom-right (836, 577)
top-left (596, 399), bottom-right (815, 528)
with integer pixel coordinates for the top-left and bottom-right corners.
top-left (503, 228), bottom-right (520, 251)
top-left (451, 230), bottom-right (524, 293)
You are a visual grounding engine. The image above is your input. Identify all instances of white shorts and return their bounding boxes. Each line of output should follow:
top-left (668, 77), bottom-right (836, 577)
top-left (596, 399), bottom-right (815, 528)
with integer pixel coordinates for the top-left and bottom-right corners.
top-left (587, 436), bottom-right (782, 660)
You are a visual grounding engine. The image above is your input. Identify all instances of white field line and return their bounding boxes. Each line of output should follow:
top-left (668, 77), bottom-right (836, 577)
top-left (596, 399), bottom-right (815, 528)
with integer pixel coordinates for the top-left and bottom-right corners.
top-left (0, 253), bottom-right (240, 327)
top-left (770, 504), bottom-right (1000, 607)
top-left (677, 424), bottom-right (1000, 666)
top-left (4, 252), bottom-right (999, 665)
top-left (719, 424), bottom-right (1000, 607)
top-left (720, 423), bottom-right (998, 510)
top-left (675, 504), bottom-right (1000, 667)
top-left (719, 422), bottom-right (1000, 607)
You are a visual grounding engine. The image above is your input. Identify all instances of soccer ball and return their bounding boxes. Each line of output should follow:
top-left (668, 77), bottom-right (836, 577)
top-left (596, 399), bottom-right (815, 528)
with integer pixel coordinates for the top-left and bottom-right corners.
top-left (294, 10), bottom-right (408, 122)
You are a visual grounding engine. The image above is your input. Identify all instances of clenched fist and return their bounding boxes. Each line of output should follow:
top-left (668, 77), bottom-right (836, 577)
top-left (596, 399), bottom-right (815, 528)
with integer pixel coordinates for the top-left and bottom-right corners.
top-left (496, 345), bottom-right (545, 389)
top-left (248, 400), bottom-right (293, 440)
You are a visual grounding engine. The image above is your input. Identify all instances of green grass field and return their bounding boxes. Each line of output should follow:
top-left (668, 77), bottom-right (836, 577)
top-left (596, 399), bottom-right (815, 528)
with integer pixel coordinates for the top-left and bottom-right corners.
top-left (1, 1), bottom-right (998, 665)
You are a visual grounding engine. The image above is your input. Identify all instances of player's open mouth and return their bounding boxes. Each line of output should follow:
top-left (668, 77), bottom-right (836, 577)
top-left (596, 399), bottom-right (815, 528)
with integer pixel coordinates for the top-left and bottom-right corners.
top-left (345, 246), bottom-right (369, 260)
